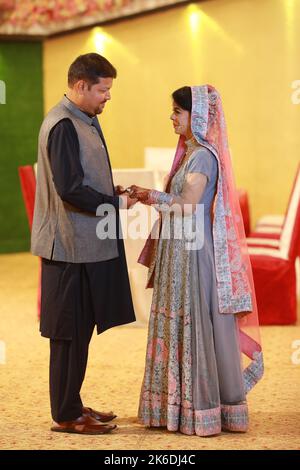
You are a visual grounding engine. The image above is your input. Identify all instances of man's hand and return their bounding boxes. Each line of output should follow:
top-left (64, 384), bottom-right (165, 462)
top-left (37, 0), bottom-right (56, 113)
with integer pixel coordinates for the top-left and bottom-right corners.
top-left (115, 185), bottom-right (126, 195)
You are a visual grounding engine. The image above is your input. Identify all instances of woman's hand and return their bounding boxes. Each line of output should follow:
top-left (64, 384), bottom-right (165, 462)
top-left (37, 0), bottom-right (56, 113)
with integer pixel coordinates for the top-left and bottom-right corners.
top-left (128, 185), bottom-right (151, 202)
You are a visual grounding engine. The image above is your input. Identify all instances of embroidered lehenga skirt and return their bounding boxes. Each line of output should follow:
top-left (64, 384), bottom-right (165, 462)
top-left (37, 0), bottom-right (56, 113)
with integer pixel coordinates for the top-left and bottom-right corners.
top-left (138, 213), bottom-right (249, 436)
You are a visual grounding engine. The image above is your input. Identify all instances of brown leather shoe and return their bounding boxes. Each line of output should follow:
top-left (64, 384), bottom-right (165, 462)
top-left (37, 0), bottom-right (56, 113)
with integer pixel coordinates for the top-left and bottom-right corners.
top-left (82, 406), bottom-right (117, 423)
top-left (51, 414), bottom-right (117, 435)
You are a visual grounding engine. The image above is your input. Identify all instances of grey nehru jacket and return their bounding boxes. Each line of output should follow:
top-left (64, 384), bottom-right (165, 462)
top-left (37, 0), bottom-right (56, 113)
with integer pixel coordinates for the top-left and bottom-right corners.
top-left (31, 96), bottom-right (119, 263)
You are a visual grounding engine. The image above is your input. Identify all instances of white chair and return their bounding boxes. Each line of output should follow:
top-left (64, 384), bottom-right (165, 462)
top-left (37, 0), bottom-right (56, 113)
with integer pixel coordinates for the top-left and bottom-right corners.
top-left (144, 147), bottom-right (175, 191)
top-left (254, 165), bottom-right (299, 234)
top-left (247, 171), bottom-right (300, 324)
top-left (247, 164), bottom-right (300, 259)
top-left (144, 147), bottom-right (175, 171)
top-left (112, 168), bottom-right (156, 191)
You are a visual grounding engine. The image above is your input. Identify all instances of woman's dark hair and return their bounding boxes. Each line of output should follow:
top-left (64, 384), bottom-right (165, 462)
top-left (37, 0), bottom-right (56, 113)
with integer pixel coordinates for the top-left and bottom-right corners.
top-left (172, 86), bottom-right (192, 112)
top-left (68, 53), bottom-right (117, 87)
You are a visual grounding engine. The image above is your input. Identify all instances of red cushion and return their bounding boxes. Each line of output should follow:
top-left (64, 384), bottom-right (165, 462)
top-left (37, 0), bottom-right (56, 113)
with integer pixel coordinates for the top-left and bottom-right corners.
top-left (247, 241), bottom-right (280, 250)
top-left (250, 255), bottom-right (297, 325)
top-left (249, 232), bottom-right (281, 239)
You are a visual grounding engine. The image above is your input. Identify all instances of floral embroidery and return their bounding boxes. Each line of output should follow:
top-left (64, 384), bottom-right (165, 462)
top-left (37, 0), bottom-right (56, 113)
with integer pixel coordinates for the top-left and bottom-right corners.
top-left (138, 150), bottom-right (249, 437)
top-left (221, 403), bottom-right (249, 432)
top-left (147, 190), bottom-right (173, 206)
top-left (243, 351), bottom-right (264, 393)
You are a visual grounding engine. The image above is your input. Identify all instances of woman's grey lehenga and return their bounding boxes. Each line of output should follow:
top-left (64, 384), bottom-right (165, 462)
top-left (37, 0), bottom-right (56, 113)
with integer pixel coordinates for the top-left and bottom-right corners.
top-left (138, 146), bottom-right (248, 436)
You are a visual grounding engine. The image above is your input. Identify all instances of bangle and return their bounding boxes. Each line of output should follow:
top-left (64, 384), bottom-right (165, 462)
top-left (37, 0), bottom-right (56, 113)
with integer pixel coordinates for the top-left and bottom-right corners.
top-left (147, 190), bottom-right (173, 205)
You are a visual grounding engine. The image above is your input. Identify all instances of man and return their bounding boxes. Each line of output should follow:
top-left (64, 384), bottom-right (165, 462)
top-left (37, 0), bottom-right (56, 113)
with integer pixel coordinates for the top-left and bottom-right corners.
top-left (31, 53), bottom-right (136, 435)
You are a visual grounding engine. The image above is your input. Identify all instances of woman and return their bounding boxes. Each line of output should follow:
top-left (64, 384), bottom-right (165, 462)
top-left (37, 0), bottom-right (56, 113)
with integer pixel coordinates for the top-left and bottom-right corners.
top-left (129, 85), bottom-right (263, 437)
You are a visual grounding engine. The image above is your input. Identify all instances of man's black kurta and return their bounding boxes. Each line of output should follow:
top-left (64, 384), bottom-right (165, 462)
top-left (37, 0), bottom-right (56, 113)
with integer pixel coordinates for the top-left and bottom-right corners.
top-left (40, 116), bottom-right (135, 339)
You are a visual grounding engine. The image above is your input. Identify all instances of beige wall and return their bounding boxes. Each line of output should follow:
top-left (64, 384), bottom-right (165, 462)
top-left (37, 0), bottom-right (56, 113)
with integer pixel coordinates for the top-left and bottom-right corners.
top-left (44, 0), bottom-right (300, 224)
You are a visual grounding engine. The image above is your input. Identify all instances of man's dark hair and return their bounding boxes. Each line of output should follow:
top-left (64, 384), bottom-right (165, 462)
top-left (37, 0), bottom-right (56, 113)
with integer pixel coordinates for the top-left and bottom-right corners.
top-left (68, 53), bottom-right (117, 87)
top-left (172, 86), bottom-right (192, 112)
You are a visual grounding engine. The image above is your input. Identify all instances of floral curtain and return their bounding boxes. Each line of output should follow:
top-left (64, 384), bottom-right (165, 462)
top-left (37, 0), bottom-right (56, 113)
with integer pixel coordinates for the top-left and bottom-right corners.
top-left (0, 1), bottom-right (133, 27)
top-left (0, 0), bottom-right (187, 34)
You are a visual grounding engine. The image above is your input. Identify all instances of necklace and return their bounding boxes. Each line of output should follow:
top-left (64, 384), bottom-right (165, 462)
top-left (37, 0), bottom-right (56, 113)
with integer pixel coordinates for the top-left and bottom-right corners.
top-left (181, 136), bottom-right (200, 165)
